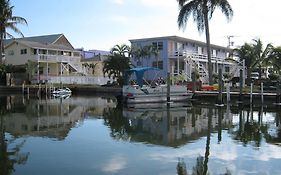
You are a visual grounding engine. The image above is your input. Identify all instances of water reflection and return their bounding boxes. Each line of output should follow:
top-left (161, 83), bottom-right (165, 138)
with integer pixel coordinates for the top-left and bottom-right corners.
top-left (2, 95), bottom-right (116, 140)
top-left (0, 95), bottom-right (281, 174)
top-left (118, 104), bottom-right (233, 147)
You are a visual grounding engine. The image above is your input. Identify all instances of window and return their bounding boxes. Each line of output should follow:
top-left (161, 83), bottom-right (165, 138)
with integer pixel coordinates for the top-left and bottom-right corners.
top-left (157, 42), bottom-right (163, 50)
top-left (152, 61), bottom-right (163, 69)
top-left (20, 49), bottom-right (27, 54)
top-left (225, 66), bottom-right (230, 73)
top-left (33, 49), bottom-right (37, 55)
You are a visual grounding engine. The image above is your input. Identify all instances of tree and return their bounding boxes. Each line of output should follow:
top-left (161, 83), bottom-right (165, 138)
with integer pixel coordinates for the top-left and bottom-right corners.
top-left (251, 39), bottom-right (273, 79)
top-left (233, 43), bottom-right (255, 83)
top-left (103, 45), bottom-right (132, 86)
top-left (110, 44), bottom-right (130, 56)
top-left (269, 46), bottom-right (281, 74)
top-left (0, 0), bottom-right (27, 63)
top-left (177, 0), bottom-right (233, 85)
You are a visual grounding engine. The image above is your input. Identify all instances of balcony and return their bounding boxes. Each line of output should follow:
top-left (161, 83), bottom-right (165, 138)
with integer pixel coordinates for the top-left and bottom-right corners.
top-left (30, 54), bottom-right (81, 63)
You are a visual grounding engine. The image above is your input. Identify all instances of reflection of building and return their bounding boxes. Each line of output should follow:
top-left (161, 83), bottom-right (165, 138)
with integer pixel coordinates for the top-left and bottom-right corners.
top-left (2, 96), bottom-right (116, 140)
top-left (123, 106), bottom-right (233, 147)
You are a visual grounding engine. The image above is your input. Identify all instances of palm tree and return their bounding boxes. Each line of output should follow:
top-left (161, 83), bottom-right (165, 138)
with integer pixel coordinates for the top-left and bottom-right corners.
top-left (110, 44), bottom-right (130, 56)
top-left (0, 0), bottom-right (27, 63)
top-left (103, 45), bottom-right (132, 86)
top-left (251, 39), bottom-right (273, 79)
top-left (177, 0), bottom-right (233, 85)
top-left (269, 46), bottom-right (281, 74)
top-left (233, 43), bottom-right (255, 84)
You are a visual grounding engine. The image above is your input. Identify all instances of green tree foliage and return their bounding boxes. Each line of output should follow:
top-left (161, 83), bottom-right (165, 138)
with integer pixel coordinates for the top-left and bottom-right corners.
top-left (0, 0), bottom-right (27, 63)
top-left (176, 0), bottom-right (233, 85)
top-left (103, 44), bottom-right (132, 86)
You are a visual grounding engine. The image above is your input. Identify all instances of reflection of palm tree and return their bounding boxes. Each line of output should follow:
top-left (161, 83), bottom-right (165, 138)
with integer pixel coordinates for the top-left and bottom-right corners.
top-left (103, 105), bottom-right (131, 140)
top-left (177, 158), bottom-right (188, 175)
top-left (231, 107), bottom-right (268, 147)
top-left (192, 108), bottom-right (212, 175)
top-left (0, 97), bottom-right (29, 175)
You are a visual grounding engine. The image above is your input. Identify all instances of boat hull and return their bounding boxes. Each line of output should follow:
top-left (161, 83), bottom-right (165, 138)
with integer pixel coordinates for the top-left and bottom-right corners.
top-left (123, 85), bottom-right (193, 104)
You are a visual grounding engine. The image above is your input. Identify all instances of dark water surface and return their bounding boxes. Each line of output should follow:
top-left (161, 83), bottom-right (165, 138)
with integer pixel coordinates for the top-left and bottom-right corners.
top-left (0, 95), bottom-right (281, 175)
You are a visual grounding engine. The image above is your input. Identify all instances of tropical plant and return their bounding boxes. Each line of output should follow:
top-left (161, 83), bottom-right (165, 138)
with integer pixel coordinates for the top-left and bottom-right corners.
top-left (130, 44), bottom-right (159, 67)
top-left (251, 39), bottom-right (273, 79)
top-left (103, 45), bottom-right (132, 86)
top-left (176, 0), bottom-right (233, 85)
top-left (233, 43), bottom-right (255, 83)
top-left (82, 62), bottom-right (97, 75)
top-left (268, 46), bottom-right (281, 75)
top-left (0, 0), bottom-right (27, 63)
top-left (110, 44), bottom-right (130, 56)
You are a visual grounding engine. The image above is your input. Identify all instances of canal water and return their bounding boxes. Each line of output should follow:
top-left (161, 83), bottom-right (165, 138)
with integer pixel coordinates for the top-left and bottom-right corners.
top-left (0, 95), bottom-right (281, 175)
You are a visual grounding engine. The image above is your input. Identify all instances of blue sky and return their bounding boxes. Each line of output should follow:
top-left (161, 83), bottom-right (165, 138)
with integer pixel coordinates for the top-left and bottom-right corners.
top-left (12, 0), bottom-right (281, 50)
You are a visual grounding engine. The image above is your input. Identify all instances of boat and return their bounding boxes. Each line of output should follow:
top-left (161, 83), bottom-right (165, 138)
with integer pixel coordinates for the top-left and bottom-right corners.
top-left (51, 87), bottom-right (72, 95)
top-left (122, 67), bottom-right (193, 104)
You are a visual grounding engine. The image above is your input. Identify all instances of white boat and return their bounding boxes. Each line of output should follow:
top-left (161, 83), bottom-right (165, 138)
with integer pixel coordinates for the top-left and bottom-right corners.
top-left (51, 87), bottom-right (72, 95)
top-left (122, 67), bottom-right (193, 104)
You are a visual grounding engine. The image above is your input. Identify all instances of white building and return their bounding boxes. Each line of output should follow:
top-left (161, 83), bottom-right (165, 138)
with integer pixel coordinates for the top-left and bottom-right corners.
top-left (130, 36), bottom-right (241, 84)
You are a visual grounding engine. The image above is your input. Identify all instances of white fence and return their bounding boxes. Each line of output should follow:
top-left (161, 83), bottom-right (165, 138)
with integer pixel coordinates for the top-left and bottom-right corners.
top-left (33, 76), bottom-right (113, 85)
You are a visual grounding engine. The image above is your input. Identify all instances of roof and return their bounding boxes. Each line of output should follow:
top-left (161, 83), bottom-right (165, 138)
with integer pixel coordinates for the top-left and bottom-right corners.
top-left (6, 40), bottom-right (77, 52)
top-left (129, 35), bottom-right (232, 51)
top-left (4, 34), bottom-right (63, 46)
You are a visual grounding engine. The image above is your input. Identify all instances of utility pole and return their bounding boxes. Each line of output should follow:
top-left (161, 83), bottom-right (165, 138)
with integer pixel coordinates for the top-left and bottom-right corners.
top-left (227, 35), bottom-right (234, 48)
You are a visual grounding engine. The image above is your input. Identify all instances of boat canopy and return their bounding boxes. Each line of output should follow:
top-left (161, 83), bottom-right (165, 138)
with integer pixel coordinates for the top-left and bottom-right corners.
top-left (124, 67), bottom-right (160, 87)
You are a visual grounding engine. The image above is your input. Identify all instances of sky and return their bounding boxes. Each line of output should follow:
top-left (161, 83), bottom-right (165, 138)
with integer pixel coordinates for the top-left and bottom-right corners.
top-left (11, 0), bottom-right (281, 51)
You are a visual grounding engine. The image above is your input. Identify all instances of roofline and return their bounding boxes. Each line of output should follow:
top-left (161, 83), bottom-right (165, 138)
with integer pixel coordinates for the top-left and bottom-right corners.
top-left (129, 35), bottom-right (232, 51)
top-left (5, 40), bottom-right (80, 52)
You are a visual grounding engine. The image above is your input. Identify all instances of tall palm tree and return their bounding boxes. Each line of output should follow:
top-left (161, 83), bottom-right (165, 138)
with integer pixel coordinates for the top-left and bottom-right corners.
top-left (0, 0), bottom-right (27, 63)
top-left (177, 0), bottom-right (233, 85)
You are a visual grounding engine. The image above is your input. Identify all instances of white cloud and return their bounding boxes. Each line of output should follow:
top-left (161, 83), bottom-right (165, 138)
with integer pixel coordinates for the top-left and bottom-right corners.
top-left (101, 154), bottom-right (128, 173)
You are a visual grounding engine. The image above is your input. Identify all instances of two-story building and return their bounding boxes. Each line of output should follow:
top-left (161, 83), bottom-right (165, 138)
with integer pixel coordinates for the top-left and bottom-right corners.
top-left (4, 34), bottom-right (111, 85)
top-left (130, 36), bottom-right (240, 84)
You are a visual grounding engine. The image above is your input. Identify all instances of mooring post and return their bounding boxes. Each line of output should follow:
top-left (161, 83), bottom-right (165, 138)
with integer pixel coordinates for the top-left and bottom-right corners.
top-left (217, 68), bottom-right (223, 105)
top-left (167, 72), bottom-right (171, 106)
top-left (261, 82), bottom-right (264, 104)
top-left (239, 69), bottom-right (243, 102)
top-left (250, 82), bottom-right (253, 105)
top-left (22, 83), bottom-right (25, 94)
top-left (192, 72), bottom-right (196, 93)
top-left (276, 81), bottom-right (281, 104)
top-left (226, 82), bottom-right (230, 102)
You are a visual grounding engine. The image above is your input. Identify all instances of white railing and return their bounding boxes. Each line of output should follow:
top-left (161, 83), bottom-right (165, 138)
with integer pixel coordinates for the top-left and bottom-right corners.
top-left (32, 75), bottom-right (112, 85)
top-left (33, 54), bottom-right (81, 63)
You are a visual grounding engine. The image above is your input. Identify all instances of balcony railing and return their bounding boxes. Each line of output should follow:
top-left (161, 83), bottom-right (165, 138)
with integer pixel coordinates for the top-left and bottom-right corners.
top-left (31, 54), bottom-right (81, 63)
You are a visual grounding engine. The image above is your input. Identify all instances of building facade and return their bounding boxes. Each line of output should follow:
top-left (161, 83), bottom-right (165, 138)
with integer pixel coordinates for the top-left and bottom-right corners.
top-left (130, 36), bottom-right (240, 84)
top-left (4, 34), bottom-right (110, 85)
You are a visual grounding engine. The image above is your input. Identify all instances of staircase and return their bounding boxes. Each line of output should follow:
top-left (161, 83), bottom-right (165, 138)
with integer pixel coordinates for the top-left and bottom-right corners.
top-left (185, 54), bottom-right (209, 84)
top-left (68, 61), bottom-right (89, 75)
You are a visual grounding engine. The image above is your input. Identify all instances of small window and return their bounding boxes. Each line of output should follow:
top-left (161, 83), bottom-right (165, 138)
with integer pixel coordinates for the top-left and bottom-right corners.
top-left (20, 49), bottom-right (27, 54)
top-left (33, 49), bottom-right (37, 55)
top-left (158, 42), bottom-right (163, 50)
